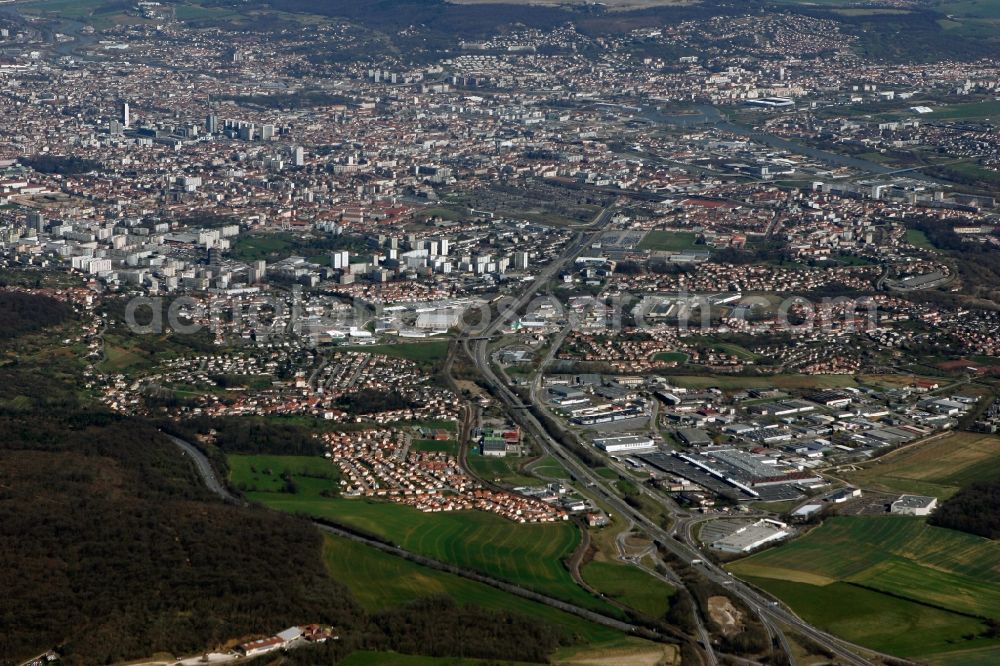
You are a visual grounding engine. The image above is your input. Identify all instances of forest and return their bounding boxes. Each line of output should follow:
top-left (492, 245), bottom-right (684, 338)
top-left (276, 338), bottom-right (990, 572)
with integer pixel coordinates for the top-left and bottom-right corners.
top-left (334, 388), bottom-right (418, 414)
top-left (0, 413), bottom-right (358, 665)
top-left (929, 479), bottom-right (1000, 539)
top-left (0, 291), bottom-right (70, 339)
top-left (0, 409), bottom-right (581, 665)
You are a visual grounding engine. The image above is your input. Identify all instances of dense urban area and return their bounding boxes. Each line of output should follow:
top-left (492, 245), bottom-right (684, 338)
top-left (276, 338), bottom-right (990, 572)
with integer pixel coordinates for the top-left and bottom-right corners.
top-left (3, 1), bottom-right (1000, 666)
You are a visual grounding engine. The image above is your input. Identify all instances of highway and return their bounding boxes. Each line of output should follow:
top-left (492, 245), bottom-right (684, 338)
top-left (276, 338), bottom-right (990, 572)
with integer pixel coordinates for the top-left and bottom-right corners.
top-left (456, 208), bottom-right (899, 666)
top-left (171, 201), bottom-right (889, 665)
top-left (469, 330), bottom-right (884, 665)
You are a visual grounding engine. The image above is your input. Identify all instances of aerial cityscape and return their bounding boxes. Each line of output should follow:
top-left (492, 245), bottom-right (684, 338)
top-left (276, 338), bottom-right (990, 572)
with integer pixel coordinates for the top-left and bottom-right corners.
top-left (2, 0), bottom-right (1000, 665)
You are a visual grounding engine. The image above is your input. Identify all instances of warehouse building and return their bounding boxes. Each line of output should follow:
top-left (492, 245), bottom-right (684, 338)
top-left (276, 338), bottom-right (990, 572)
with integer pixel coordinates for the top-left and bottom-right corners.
top-left (592, 434), bottom-right (656, 453)
top-left (890, 494), bottom-right (938, 516)
top-left (711, 519), bottom-right (791, 553)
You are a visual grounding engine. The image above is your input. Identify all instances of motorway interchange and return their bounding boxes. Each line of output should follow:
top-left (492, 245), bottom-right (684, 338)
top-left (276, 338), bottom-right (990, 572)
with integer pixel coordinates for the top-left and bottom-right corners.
top-left (454, 206), bottom-right (893, 666)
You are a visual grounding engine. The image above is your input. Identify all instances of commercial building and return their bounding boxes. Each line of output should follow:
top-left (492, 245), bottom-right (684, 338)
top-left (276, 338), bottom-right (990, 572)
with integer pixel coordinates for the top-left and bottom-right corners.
top-left (592, 434), bottom-right (655, 453)
top-left (676, 427), bottom-right (712, 446)
top-left (711, 519), bottom-right (790, 553)
top-left (890, 494), bottom-right (938, 516)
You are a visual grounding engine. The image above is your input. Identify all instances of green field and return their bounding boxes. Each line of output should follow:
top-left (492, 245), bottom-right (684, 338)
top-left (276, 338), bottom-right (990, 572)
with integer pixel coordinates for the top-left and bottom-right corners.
top-left (638, 230), bottom-right (700, 252)
top-left (228, 454), bottom-right (339, 495)
top-left (466, 453), bottom-right (538, 486)
top-left (339, 651), bottom-right (540, 666)
top-left (100, 343), bottom-right (150, 373)
top-left (906, 228), bottom-right (936, 250)
top-left (580, 561), bottom-right (674, 619)
top-left (844, 432), bottom-right (1000, 499)
top-left (248, 490), bottom-right (616, 615)
top-left (652, 351), bottom-right (689, 364)
top-left (741, 576), bottom-right (994, 659)
top-left (666, 374), bottom-right (858, 390)
top-left (339, 341), bottom-right (450, 364)
top-left (933, 161), bottom-right (1000, 190)
top-left (411, 438), bottom-right (459, 454)
top-left (728, 516), bottom-right (1000, 659)
top-left (322, 535), bottom-right (619, 645)
top-left (931, 99), bottom-right (1000, 120)
top-left (531, 455), bottom-right (573, 480)
top-left (22, 0), bottom-right (107, 19)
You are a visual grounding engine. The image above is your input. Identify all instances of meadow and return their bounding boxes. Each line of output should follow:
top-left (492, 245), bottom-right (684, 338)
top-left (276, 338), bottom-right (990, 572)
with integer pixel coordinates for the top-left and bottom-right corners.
top-left (580, 561), bottom-right (675, 619)
top-left (228, 454), bottom-right (339, 495)
top-left (531, 455), bottom-right (573, 480)
top-left (740, 577), bottom-right (994, 659)
top-left (339, 653), bottom-right (538, 666)
top-left (322, 534), bottom-right (621, 644)
top-left (466, 452), bottom-right (538, 486)
top-left (931, 100), bottom-right (1000, 120)
top-left (246, 485), bottom-right (617, 615)
top-left (844, 432), bottom-right (1000, 499)
top-left (728, 516), bottom-right (1000, 659)
top-left (905, 228), bottom-right (936, 250)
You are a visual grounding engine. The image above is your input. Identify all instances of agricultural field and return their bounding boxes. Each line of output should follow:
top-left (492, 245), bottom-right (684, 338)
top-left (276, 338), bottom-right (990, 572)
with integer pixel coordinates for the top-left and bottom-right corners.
top-left (638, 230), bottom-right (701, 252)
top-left (551, 639), bottom-right (679, 666)
top-left (728, 516), bottom-right (1000, 660)
top-left (248, 490), bottom-right (617, 615)
top-left (843, 432), bottom-right (1000, 499)
top-left (339, 651), bottom-right (540, 666)
top-left (228, 454), bottom-right (339, 495)
top-left (340, 641), bottom-right (680, 666)
top-left (451, 0), bottom-right (693, 8)
top-left (580, 561), bottom-right (674, 619)
top-left (322, 535), bottom-right (621, 645)
top-left (739, 577), bottom-right (994, 660)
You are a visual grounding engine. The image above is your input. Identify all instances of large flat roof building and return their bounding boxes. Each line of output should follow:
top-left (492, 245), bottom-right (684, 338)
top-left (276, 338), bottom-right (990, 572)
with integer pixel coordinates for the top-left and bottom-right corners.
top-left (593, 434), bottom-right (655, 453)
top-left (890, 494), bottom-right (937, 516)
top-left (711, 519), bottom-right (790, 553)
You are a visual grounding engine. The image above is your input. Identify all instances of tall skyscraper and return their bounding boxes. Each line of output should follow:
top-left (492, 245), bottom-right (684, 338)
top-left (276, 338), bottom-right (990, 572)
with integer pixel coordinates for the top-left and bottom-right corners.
top-left (249, 260), bottom-right (266, 283)
top-left (120, 101), bottom-right (130, 128)
top-left (26, 211), bottom-right (45, 233)
top-left (293, 146), bottom-right (304, 166)
top-left (206, 113), bottom-right (218, 133)
top-left (331, 250), bottom-right (350, 270)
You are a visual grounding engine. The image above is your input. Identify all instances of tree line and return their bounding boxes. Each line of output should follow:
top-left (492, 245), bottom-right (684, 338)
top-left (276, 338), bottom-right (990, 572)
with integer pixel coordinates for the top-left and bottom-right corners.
top-left (929, 479), bottom-right (1000, 539)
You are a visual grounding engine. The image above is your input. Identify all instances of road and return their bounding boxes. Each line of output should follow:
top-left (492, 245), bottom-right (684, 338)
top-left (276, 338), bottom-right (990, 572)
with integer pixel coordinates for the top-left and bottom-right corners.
top-left (455, 210), bottom-right (903, 666)
top-left (166, 434), bottom-right (233, 499)
top-left (164, 432), bottom-right (681, 648)
top-left (457, 205), bottom-right (719, 666)
top-left (473, 333), bottom-right (885, 665)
